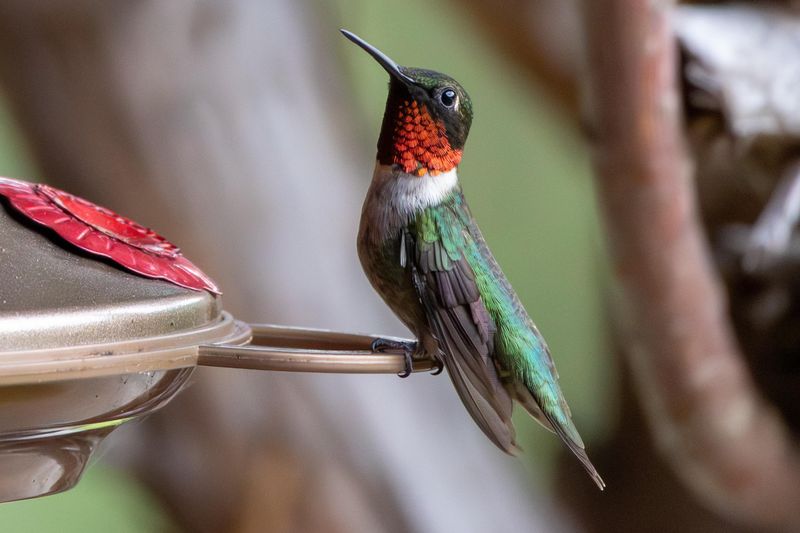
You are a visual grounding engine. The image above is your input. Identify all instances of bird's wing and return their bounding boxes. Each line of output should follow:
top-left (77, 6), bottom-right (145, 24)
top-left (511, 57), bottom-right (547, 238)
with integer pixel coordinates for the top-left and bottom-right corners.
top-left (457, 199), bottom-right (606, 489)
top-left (407, 204), bottom-right (517, 453)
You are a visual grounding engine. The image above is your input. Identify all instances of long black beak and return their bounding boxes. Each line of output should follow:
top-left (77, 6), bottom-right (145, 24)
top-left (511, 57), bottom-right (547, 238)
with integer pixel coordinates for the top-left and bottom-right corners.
top-left (340, 29), bottom-right (415, 85)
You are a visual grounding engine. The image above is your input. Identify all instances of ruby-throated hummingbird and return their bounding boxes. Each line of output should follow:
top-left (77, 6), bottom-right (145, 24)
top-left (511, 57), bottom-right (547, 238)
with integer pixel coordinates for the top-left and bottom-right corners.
top-left (342, 29), bottom-right (604, 489)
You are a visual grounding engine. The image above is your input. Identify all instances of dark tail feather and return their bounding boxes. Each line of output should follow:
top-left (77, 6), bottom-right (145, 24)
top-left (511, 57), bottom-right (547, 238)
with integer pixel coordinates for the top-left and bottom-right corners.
top-left (440, 346), bottom-right (519, 454)
top-left (544, 411), bottom-right (606, 490)
top-left (515, 384), bottom-right (556, 434)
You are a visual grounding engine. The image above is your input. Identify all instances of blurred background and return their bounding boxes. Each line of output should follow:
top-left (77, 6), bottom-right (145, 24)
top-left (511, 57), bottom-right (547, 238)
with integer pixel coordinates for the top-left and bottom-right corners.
top-left (0, 1), bottom-right (797, 532)
top-left (0, 2), bottom-right (610, 531)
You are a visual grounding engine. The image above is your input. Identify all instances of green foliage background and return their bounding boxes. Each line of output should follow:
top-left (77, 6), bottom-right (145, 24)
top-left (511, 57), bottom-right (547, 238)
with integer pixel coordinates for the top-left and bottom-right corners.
top-left (0, 467), bottom-right (174, 532)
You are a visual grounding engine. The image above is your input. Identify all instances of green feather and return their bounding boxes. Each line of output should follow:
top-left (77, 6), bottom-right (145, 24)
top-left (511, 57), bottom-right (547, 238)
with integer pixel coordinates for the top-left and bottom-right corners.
top-left (413, 189), bottom-right (579, 439)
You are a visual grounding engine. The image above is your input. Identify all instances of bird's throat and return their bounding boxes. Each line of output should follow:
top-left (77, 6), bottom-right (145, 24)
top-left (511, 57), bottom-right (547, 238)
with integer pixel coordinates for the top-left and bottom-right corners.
top-left (377, 97), bottom-right (462, 176)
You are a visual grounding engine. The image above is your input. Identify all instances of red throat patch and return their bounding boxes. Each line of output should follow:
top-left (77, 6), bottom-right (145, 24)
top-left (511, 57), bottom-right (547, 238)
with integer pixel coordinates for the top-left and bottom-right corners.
top-left (390, 100), bottom-right (462, 176)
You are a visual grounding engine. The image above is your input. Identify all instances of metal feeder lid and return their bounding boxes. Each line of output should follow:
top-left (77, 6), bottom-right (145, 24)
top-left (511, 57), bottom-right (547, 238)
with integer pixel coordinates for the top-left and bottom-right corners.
top-left (0, 202), bottom-right (244, 503)
top-left (0, 205), bottom-right (222, 352)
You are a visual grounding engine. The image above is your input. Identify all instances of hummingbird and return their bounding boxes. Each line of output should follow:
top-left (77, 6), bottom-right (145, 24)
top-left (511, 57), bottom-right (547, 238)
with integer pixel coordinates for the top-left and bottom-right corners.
top-left (342, 29), bottom-right (604, 489)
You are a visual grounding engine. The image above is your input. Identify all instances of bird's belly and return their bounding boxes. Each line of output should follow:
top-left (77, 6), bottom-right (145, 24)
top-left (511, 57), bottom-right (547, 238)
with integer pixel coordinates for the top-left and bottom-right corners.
top-left (357, 231), bottom-right (431, 342)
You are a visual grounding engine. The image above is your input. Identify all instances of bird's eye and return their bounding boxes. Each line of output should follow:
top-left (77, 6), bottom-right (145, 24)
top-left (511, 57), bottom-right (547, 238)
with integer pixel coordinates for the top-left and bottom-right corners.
top-left (439, 89), bottom-right (457, 108)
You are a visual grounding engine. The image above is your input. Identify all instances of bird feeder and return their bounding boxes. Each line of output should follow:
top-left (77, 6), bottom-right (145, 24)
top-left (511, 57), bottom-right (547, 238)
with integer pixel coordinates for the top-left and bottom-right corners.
top-left (0, 179), bottom-right (431, 503)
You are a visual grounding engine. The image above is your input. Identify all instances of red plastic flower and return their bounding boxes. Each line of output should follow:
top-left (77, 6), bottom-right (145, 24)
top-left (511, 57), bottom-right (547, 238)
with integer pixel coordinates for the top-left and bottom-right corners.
top-left (0, 177), bottom-right (220, 294)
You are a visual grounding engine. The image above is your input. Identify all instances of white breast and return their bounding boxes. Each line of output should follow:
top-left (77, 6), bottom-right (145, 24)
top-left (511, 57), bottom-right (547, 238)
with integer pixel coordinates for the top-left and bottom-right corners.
top-left (370, 163), bottom-right (459, 216)
top-left (359, 162), bottom-right (460, 246)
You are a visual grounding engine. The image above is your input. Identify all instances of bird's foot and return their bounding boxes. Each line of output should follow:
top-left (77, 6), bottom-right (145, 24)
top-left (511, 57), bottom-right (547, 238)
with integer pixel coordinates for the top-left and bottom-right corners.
top-left (370, 338), bottom-right (417, 378)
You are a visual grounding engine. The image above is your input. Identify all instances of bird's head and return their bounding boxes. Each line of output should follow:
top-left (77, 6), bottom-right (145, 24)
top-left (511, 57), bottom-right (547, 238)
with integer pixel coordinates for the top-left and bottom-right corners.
top-left (342, 30), bottom-right (473, 177)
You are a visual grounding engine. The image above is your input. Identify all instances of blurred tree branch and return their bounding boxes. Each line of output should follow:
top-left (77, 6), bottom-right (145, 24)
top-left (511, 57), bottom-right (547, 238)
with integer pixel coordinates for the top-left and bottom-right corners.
top-left (580, 0), bottom-right (800, 529)
top-left (457, 0), bottom-right (800, 529)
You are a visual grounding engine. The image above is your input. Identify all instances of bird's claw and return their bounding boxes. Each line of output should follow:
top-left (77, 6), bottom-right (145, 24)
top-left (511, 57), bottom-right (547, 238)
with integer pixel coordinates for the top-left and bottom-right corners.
top-left (370, 338), bottom-right (417, 378)
top-left (399, 350), bottom-right (414, 378)
top-left (430, 357), bottom-right (444, 376)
